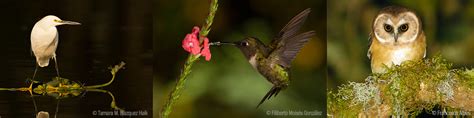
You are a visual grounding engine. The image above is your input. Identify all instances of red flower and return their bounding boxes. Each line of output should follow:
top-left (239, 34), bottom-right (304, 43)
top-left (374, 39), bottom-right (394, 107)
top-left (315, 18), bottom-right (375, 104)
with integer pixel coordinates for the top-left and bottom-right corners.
top-left (182, 27), bottom-right (201, 55)
top-left (200, 38), bottom-right (211, 61)
top-left (181, 26), bottom-right (213, 61)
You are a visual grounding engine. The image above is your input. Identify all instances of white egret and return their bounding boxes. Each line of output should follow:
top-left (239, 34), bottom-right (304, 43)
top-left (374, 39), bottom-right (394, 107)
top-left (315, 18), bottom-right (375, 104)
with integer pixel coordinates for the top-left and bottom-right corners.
top-left (31, 15), bottom-right (80, 79)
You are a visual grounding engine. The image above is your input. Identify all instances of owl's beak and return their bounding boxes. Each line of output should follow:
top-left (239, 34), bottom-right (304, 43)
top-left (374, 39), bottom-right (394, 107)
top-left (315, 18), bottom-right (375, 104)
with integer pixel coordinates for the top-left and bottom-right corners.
top-left (394, 33), bottom-right (399, 42)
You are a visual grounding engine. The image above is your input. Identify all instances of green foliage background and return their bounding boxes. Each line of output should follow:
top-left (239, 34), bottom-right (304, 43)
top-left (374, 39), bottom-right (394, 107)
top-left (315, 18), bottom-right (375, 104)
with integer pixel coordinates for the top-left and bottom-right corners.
top-left (328, 0), bottom-right (474, 88)
top-left (154, 0), bottom-right (326, 117)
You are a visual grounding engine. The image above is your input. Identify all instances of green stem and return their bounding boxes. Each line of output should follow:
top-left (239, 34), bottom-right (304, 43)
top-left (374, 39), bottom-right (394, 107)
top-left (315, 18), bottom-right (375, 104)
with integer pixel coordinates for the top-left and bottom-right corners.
top-left (84, 62), bottom-right (126, 89)
top-left (160, 0), bottom-right (218, 117)
top-left (0, 87), bottom-right (29, 91)
top-left (161, 55), bottom-right (199, 118)
top-left (87, 88), bottom-right (124, 111)
top-left (199, 0), bottom-right (218, 41)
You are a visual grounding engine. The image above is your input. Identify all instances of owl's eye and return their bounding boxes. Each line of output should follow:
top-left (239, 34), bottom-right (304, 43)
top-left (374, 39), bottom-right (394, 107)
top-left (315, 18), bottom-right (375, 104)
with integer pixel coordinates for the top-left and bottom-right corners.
top-left (384, 24), bottom-right (393, 32)
top-left (399, 24), bottom-right (409, 32)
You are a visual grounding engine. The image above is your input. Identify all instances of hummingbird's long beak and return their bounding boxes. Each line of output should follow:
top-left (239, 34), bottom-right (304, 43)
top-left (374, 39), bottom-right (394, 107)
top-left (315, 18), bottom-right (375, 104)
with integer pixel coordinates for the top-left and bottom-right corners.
top-left (209, 41), bottom-right (235, 46)
top-left (233, 41), bottom-right (241, 46)
top-left (60, 20), bottom-right (81, 25)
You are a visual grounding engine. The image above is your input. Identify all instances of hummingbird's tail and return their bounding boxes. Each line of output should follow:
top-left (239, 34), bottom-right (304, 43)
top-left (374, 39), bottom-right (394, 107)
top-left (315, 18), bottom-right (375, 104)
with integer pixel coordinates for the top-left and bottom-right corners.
top-left (256, 86), bottom-right (281, 108)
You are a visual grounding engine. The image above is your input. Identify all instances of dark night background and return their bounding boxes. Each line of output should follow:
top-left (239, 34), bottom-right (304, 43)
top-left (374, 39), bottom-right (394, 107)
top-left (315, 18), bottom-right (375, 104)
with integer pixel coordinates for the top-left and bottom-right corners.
top-left (0, 0), bottom-right (152, 117)
top-left (155, 0), bottom-right (326, 117)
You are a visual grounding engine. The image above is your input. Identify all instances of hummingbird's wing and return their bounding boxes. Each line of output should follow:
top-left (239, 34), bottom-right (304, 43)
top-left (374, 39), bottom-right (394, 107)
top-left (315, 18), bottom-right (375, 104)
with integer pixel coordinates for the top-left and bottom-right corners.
top-left (271, 31), bottom-right (315, 68)
top-left (268, 8), bottom-right (314, 67)
top-left (270, 8), bottom-right (311, 50)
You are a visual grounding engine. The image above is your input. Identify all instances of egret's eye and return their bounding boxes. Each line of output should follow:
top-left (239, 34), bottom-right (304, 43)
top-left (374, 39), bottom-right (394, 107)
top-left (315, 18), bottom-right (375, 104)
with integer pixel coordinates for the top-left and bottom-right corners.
top-left (384, 24), bottom-right (393, 32)
top-left (240, 41), bottom-right (248, 46)
top-left (54, 19), bottom-right (61, 23)
top-left (399, 24), bottom-right (409, 32)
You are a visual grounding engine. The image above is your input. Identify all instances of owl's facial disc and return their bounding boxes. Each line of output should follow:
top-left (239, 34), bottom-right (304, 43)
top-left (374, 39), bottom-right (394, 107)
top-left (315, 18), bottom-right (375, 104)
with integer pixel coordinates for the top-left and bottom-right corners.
top-left (396, 12), bottom-right (419, 44)
top-left (374, 14), bottom-right (394, 44)
top-left (373, 12), bottom-right (419, 45)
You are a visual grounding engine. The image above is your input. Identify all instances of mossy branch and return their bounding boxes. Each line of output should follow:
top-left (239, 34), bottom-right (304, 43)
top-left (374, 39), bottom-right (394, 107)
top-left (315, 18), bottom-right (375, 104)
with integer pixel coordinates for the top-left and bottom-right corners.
top-left (160, 0), bottom-right (218, 118)
top-left (328, 55), bottom-right (474, 117)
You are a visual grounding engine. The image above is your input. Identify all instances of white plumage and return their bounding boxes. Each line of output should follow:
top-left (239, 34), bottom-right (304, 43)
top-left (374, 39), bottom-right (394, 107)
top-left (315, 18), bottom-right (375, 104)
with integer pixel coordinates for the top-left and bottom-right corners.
top-left (31, 15), bottom-right (80, 77)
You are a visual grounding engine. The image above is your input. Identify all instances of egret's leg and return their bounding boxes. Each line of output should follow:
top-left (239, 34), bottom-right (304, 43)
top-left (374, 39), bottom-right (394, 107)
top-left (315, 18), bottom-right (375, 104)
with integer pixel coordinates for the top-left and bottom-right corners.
top-left (53, 57), bottom-right (60, 77)
top-left (31, 64), bottom-right (39, 114)
top-left (55, 99), bottom-right (60, 118)
top-left (32, 65), bottom-right (38, 80)
top-left (31, 96), bottom-right (38, 115)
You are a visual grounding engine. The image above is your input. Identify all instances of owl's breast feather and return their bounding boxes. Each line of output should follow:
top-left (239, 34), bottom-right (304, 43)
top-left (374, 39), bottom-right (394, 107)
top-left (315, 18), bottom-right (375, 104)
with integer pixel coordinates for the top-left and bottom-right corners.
top-left (391, 47), bottom-right (412, 65)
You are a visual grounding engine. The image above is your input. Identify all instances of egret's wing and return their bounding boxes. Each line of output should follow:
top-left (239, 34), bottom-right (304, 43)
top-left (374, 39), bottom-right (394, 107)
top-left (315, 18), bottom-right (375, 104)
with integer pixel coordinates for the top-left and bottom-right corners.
top-left (52, 32), bottom-right (58, 57)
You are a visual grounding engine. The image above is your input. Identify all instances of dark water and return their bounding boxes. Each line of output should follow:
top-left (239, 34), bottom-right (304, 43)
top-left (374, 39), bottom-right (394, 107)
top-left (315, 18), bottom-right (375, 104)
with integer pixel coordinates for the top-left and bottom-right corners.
top-left (0, 0), bottom-right (152, 117)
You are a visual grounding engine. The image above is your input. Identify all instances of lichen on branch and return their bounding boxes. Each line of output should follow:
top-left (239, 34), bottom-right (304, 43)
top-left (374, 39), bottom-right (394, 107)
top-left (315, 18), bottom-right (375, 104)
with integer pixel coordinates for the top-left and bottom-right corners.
top-left (328, 55), bottom-right (474, 117)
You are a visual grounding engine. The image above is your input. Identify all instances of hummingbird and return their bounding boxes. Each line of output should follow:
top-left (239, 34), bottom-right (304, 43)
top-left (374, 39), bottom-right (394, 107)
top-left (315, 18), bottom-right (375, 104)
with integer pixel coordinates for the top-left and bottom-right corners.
top-left (212, 8), bottom-right (315, 108)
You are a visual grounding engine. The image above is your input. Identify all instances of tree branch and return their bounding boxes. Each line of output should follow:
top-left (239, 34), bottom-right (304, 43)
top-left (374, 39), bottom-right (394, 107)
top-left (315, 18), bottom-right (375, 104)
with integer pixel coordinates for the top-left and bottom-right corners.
top-left (328, 55), bottom-right (474, 117)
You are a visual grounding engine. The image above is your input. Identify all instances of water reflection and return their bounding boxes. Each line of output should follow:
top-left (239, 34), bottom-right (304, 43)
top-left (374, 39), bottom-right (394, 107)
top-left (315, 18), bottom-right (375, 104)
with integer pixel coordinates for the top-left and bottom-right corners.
top-left (1, 62), bottom-right (126, 117)
top-left (0, 0), bottom-right (152, 117)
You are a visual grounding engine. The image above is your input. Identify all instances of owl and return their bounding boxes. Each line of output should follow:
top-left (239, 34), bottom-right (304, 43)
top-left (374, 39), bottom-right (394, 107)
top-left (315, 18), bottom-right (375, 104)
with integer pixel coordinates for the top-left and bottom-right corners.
top-left (368, 6), bottom-right (426, 73)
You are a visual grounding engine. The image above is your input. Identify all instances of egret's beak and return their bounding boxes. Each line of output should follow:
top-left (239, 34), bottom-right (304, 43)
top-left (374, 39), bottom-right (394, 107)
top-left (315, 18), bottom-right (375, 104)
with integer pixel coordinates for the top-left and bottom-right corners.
top-left (59, 20), bottom-right (81, 25)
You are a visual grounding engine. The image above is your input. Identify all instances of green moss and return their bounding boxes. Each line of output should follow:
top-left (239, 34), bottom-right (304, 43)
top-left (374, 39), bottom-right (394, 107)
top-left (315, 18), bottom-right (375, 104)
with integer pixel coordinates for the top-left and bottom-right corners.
top-left (460, 69), bottom-right (474, 89)
top-left (328, 55), bottom-right (474, 116)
